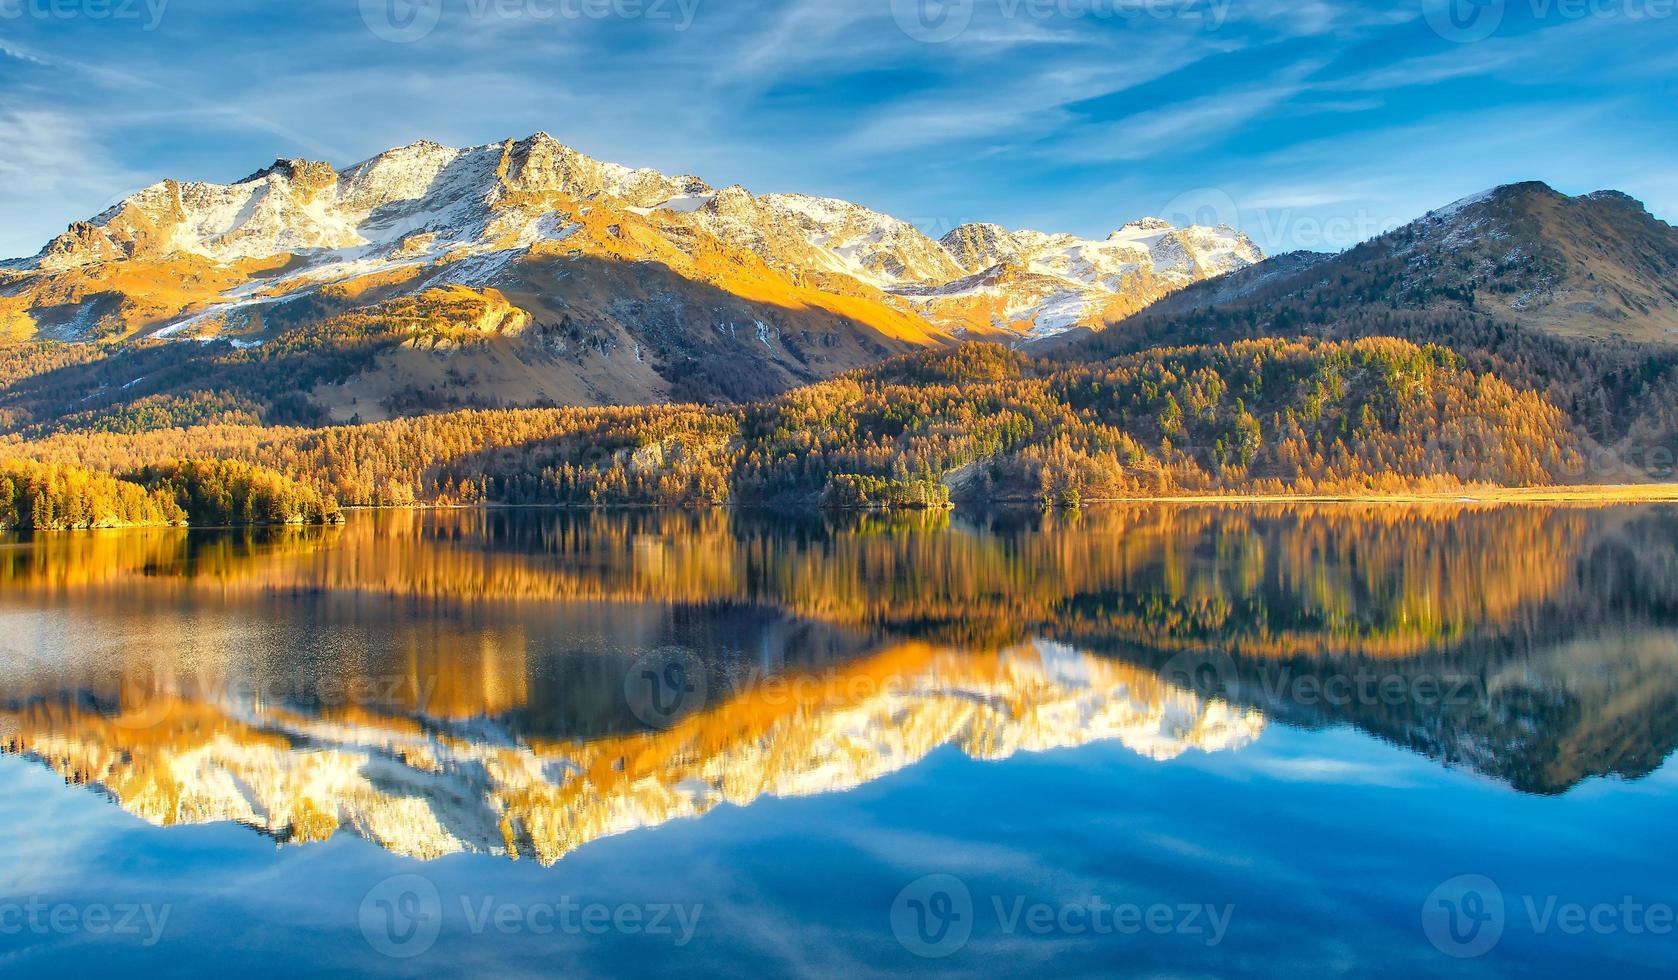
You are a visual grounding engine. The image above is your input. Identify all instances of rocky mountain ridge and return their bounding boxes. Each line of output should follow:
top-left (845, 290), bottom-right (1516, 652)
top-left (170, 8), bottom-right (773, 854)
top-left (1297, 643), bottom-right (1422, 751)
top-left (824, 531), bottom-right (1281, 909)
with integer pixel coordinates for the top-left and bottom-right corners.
top-left (1061, 181), bottom-right (1678, 348)
top-left (5, 132), bottom-right (1262, 346)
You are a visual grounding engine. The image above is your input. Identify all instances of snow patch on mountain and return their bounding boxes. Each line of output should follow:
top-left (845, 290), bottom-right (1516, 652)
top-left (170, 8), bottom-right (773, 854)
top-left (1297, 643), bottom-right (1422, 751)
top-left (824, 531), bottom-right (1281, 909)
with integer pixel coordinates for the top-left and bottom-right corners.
top-left (901, 218), bottom-right (1262, 335)
top-left (15, 133), bottom-right (1263, 341)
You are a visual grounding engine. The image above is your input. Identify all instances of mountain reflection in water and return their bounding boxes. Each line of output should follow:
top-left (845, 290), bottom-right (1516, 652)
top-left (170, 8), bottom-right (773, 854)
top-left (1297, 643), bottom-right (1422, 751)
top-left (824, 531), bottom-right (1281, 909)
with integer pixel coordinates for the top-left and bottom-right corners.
top-left (2, 504), bottom-right (1677, 863)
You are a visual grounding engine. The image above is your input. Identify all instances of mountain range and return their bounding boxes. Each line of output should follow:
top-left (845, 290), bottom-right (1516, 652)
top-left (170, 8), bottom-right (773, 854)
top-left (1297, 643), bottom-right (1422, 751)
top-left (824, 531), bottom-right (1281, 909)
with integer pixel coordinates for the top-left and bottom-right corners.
top-left (3, 135), bottom-right (1678, 506)
top-left (0, 133), bottom-right (1258, 415)
top-left (1048, 180), bottom-right (1678, 475)
top-left (1054, 180), bottom-right (1678, 348)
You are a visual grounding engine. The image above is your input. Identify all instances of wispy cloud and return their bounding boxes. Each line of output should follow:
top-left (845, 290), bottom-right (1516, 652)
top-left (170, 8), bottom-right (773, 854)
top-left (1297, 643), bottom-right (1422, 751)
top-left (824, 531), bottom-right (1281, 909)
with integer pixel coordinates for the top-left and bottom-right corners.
top-left (0, 110), bottom-right (146, 257)
top-left (1246, 756), bottom-right (1417, 788)
top-left (840, 39), bottom-right (1219, 154)
top-left (704, 2), bottom-right (887, 89)
top-left (0, 0), bottom-right (1670, 255)
top-left (0, 38), bottom-right (53, 65)
top-left (1224, 0), bottom-right (1419, 36)
top-left (1058, 80), bottom-right (1307, 162)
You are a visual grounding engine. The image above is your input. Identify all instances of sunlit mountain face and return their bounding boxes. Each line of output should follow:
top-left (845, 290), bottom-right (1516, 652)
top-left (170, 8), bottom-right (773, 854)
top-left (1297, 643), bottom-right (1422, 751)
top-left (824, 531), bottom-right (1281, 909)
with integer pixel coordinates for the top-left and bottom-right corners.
top-left (3, 504), bottom-right (1678, 865)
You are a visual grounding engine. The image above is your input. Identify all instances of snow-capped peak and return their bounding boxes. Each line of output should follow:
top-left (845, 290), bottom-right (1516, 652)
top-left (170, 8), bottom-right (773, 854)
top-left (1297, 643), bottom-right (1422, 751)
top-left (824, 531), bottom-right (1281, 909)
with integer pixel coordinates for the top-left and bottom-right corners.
top-left (1113, 217), bottom-right (1175, 237)
top-left (1427, 187), bottom-right (1500, 223)
top-left (15, 132), bottom-right (1264, 341)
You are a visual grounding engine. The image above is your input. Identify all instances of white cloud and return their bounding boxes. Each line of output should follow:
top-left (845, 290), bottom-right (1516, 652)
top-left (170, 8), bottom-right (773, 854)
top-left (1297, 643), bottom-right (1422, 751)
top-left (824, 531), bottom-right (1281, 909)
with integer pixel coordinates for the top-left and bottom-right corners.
top-left (1065, 84), bottom-right (1301, 161)
top-left (839, 41), bottom-right (1216, 154)
top-left (1225, 0), bottom-right (1418, 36)
top-left (0, 110), bottom-right (144, 259)
top-left (0, 38), bottom-right (53, 65)
top-left (703, 1), bottom-right (884, 89)
top-left (1247, 756), bottom-right (1417, 787)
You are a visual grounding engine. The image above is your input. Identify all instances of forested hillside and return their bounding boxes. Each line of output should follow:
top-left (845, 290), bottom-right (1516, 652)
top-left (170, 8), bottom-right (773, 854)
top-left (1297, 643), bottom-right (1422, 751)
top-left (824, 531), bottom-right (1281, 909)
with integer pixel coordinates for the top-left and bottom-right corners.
top-left (5, 183), bottom-right (1669, 514)
top-left (0, 457), bottom-right (340, 529)
top-left (1059, 183), bottom-right (1678, 477)
top-left (0, 339), bottom-right (1583, 512)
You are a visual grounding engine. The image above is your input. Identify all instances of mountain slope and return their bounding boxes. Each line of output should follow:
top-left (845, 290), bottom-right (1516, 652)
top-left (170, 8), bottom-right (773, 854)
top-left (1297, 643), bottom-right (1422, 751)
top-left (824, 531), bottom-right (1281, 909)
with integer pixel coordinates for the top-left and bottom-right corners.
top-left (2, 337), bottom-right (1588, 513)
top-left (1402, 183), bottom-right (1678, 341)
top-left (0, 134), bottom-right (1261, 432)
top-left (901, 218), bottom-right (1261, 339)
top-left (1061, 182), bottom-right (1678, 348)
top-left (1056, 183), bottom-right (1678, 472)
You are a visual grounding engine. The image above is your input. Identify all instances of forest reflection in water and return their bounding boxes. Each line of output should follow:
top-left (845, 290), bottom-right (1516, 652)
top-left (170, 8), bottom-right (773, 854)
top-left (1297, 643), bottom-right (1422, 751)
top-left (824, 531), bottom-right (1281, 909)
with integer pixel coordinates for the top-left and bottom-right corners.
top-left (1, 502), bottom-right (1677, 863)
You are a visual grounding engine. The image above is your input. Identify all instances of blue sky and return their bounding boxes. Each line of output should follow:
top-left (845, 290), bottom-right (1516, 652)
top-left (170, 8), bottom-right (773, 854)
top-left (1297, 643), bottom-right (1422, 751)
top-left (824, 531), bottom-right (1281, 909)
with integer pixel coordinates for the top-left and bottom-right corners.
top-left (1, 0), bottom-right (1675, 259)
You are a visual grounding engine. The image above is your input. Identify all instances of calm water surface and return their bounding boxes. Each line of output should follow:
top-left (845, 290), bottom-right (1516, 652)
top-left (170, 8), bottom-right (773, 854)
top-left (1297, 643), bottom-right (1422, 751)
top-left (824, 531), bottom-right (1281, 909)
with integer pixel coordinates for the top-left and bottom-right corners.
top-left (1, 505), bottom-right (1676, 977)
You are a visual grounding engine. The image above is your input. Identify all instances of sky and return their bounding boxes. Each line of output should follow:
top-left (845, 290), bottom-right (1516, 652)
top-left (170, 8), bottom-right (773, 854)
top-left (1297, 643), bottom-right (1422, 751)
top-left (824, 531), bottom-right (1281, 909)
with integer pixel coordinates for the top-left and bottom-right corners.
top-left (0, 0), bottom-right (1675, 260)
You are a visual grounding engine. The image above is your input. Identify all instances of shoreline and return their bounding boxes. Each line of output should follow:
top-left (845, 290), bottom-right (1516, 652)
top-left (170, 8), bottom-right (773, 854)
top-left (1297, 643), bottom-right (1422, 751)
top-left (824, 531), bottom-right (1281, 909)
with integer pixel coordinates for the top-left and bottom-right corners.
top-left (7, 484), bottom-right (1677, 534)
top-left (1064, 485), bottom-right (1678, 506)
top-left (366, 484), bottom-right (1678, 512)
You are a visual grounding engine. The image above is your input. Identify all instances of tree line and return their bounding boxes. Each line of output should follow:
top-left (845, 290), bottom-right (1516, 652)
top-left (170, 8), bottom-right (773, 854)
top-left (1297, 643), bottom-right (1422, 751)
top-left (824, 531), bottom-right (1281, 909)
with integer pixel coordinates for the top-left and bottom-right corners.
top-left (1, 457), bottom-right (341, 529)
top-left (1, 337), bottom-right (1586, 514)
